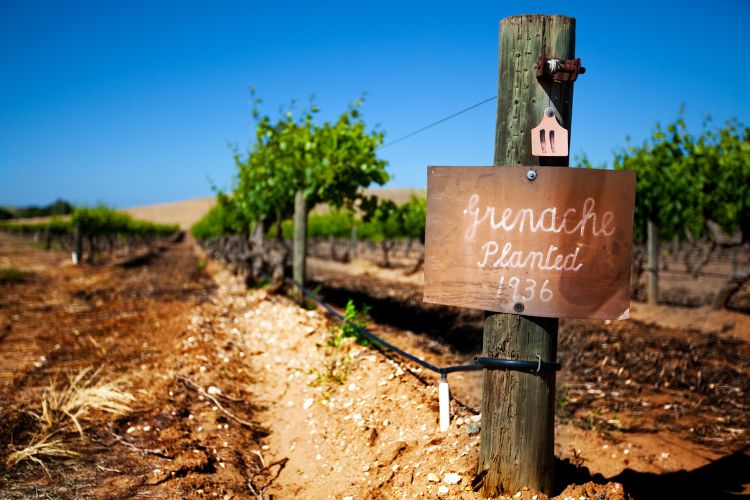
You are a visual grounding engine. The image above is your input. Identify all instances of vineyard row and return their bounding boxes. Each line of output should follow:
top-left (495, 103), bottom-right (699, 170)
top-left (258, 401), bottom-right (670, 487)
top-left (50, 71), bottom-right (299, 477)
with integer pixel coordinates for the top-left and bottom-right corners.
top-left (0, 206), bottom-right (180, 263)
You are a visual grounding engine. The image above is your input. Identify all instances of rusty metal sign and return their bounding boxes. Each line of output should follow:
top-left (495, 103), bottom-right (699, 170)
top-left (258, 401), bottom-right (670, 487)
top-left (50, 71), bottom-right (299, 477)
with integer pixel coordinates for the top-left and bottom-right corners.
top-left (423, 166), bottom-right (636, 320)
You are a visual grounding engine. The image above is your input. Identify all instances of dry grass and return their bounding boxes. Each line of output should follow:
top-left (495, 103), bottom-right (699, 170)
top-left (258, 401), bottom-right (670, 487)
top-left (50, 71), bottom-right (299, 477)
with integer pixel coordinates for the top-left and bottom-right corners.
top-left (5, 367), bottom-right (134, 472)
top-left (5, 434), bottom-right (80, 473)
top-left (39, 367), bottom-right (134, 436)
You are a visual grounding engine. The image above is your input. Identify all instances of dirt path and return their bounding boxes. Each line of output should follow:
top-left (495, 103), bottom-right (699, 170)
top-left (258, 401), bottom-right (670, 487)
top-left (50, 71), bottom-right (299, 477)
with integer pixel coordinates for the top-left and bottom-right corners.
top-left (210, 268), bottom-right (483, 498)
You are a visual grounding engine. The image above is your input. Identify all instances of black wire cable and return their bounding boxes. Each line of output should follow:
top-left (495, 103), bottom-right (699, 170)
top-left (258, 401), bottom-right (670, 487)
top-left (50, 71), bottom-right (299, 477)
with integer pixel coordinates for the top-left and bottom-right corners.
top-left (474, 356), bottom-right (561, 373)
top-left (290, 279), bottom-right (560, 375)
top-left (378, 95), bottom-right (497, 149)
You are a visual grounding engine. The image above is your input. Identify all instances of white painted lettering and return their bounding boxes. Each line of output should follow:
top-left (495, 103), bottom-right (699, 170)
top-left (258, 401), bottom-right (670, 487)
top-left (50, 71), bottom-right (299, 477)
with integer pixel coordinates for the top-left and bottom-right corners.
top-left (464, 195), bottom-right (616, 238)
top-left (478, 241), bottom-right (499, 268)
top-left (483, 242), bottom-right (584, 273)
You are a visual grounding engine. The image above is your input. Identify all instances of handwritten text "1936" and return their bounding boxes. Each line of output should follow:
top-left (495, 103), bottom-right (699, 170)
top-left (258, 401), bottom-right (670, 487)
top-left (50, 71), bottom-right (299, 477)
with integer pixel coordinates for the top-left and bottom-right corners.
top-left (498, 275), bottom-right (553, 302)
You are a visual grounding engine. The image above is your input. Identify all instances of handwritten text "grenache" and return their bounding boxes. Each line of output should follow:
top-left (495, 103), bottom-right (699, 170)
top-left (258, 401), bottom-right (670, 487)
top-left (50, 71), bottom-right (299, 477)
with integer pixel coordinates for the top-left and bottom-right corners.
top-left (463, 195), bottom-right (616, 240)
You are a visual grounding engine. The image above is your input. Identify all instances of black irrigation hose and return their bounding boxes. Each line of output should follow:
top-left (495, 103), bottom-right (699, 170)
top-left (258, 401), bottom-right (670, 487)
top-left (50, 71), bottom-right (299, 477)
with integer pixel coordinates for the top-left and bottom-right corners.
top-left (290, 279), bottom-right (561, 376)
top-left (474, 356), bottom-right (561, 373)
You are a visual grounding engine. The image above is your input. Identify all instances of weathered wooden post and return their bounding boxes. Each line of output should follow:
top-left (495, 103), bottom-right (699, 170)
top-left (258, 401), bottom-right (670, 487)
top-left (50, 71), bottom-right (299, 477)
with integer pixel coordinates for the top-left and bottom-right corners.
top-left (350, 225), bottom-right (358, 259)
top-left (647, 219), bottom-right (659, 304)
top-left (478, 15), bottom-right (576, 495)
top-left (293, 189), bottom-right (307, 304)
top-left (424, 14), bottom-right (634, 497)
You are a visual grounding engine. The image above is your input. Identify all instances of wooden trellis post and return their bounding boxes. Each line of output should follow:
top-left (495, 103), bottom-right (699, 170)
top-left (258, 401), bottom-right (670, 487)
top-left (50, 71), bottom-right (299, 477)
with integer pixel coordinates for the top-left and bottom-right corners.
top-left (73, 221), bottom-right (83, 265)
top-left (647, 219), bottom-right (659, 304)
top-left (478, 14), bottom-right (577, 496)
top-left (293, 189), bottom-right (307, 304)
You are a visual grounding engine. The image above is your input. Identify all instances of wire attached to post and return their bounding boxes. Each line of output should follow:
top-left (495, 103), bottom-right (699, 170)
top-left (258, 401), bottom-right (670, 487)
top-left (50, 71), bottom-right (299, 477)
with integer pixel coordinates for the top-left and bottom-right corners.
top-left (290, 278), bottom-right (561, 375)
top-left (473, 356), bottom-right (561, 373)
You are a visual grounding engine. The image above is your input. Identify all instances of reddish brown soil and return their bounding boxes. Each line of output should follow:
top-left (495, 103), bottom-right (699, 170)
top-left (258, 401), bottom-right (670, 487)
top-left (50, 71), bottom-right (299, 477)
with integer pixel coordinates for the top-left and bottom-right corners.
top-left (307, 256), bottom-right (750, 498)
top-left (0, 234), bottom-right (271, 498)
top-left (1, 233), bottom-right (748, 499)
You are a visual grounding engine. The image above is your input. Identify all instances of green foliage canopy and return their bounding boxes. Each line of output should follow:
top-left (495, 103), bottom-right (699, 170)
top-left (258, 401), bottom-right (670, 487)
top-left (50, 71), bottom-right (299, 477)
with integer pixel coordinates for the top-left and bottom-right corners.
top-left (612, 117), bottom-right (703, 242)
top-left (594, 114), bottom-right (750, 243)
top-left (308, 210), bottom-right (355, 239)
top-left (0, 199), bottom-right (73, 220)
top-left (72, 205), bottom-right (178, 237)
top-left (1, 206), bottom-right (178, 238)
top-left (232, 93), bottom-right (389, 226)
top-left (191, 193), bottom-right (249, 240)
top-left (691, 119), bottom-right (750, 242)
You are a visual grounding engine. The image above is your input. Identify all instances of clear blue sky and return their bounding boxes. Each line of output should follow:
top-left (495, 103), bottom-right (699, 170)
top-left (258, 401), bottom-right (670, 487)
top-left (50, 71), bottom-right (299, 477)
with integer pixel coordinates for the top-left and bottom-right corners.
top-left (1, 1), bottom-right (747, 208)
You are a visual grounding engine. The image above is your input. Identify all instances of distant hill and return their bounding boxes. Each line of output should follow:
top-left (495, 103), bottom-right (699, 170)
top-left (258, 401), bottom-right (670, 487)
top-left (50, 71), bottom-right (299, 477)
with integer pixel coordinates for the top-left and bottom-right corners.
top-left (123, 188), bottom-right (425, 229)
top-left (123, 197), bottom-right (216, 230)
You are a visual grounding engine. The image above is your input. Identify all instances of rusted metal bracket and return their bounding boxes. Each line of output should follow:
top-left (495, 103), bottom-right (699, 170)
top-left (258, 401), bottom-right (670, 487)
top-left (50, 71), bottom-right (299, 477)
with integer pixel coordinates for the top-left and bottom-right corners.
top-left (535, 57), bottom-right (586, 83)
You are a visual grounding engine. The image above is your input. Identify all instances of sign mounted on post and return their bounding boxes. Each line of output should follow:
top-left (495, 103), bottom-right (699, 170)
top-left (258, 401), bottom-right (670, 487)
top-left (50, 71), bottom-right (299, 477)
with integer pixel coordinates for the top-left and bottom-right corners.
top-left (423, 166), bottom-right (636, 320)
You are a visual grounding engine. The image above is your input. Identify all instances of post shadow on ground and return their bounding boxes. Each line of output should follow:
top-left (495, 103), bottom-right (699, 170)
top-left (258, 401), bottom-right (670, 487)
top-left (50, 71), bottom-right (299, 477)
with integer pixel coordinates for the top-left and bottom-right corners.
top-left (554, 449), bottom-right (750, 499)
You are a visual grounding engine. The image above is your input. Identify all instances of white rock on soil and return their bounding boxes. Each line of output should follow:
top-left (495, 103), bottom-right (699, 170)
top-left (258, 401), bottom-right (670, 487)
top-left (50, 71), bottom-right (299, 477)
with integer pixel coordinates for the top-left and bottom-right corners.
top-left (443, 473), bottom-right (461, 485)
top-left (427, 472), bottom-right (439, 482)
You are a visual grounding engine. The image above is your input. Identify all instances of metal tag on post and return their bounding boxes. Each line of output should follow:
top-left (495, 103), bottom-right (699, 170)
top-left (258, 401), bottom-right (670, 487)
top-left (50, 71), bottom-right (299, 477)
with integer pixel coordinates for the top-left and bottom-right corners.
top-left (531, 107), bottom-right (568, 157)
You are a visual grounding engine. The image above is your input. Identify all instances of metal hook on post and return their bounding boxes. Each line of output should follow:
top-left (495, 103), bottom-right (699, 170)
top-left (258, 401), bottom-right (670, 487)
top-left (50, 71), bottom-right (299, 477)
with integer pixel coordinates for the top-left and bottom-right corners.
top-left (535, 56), bottom-right (586, 83)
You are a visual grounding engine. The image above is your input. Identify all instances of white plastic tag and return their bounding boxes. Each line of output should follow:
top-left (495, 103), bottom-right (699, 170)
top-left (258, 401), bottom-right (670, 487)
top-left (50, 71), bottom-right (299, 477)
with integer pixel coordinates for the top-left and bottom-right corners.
top-left (439, 381), bottom-right (450, 432)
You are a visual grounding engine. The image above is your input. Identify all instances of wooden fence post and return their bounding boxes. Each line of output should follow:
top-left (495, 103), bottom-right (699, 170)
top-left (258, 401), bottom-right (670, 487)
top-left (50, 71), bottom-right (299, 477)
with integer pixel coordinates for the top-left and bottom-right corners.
top-left (293, 189), bottom-right (307, 304)
top-left (350, 225), bottom-right (358, 259)
top-left (73, 221), bottom-right (83, 265)
top-left (478, 14), bottom-right (576, 496)
top-left (647, 219), bottom-right (659, 304)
